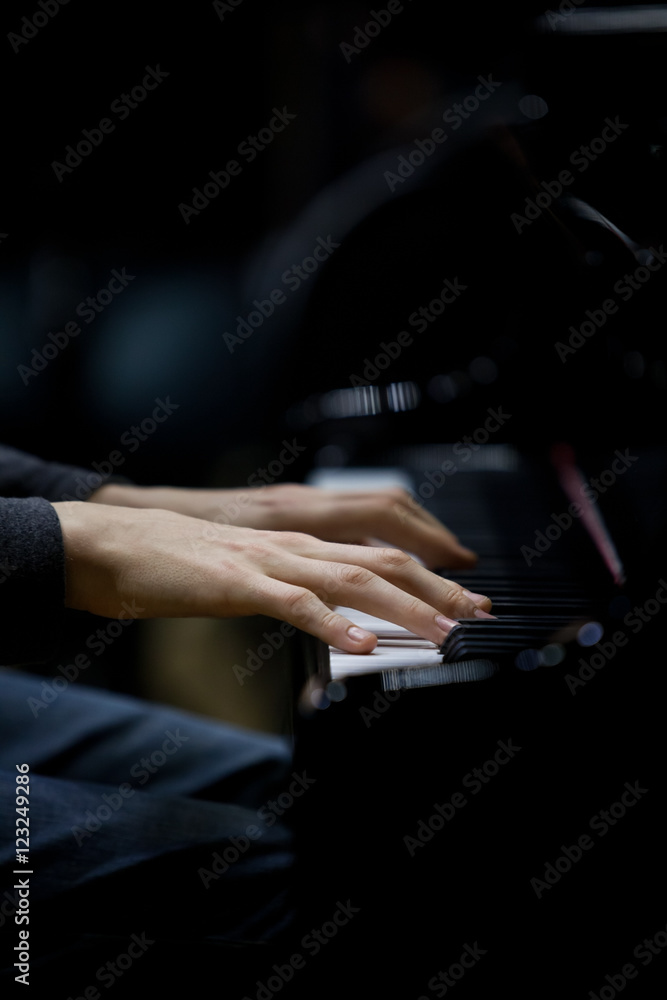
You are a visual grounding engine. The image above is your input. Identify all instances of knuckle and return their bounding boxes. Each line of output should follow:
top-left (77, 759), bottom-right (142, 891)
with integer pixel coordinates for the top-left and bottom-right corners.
top-left (245, 538), bottom-right (276, 560)
top-left (379, 492), bottom-right (405, 512)
top-left (283, 586), bottom-right (315, 618)
top-left (321, 607), bottom-right (343, 631)
top-left (404, 593), bottom-right (427, 618)
top-left (276, 530), bottom-right (310, 547)
top-left (374, 546), bottom-right (413, 571)
top-left (336, 563), bottom-right (374, 588)
top-left (434, 581), bottom-right (468, 612)
top-left (451, 587), bottom-right (474, 612)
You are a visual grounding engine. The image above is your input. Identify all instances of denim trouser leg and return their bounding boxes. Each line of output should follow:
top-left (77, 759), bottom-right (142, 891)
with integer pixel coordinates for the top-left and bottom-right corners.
top-left (0, 668), bottom-right (296, 982)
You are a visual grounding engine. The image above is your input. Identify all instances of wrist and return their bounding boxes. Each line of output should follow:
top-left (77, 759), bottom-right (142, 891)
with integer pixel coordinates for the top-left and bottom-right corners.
top-left (51, 500), bottom-right (125, 614)
top-left (88, 483), bottom-right (178, 509)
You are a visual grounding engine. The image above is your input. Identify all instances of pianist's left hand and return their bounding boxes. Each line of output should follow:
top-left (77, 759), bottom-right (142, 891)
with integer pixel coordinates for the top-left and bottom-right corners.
top-left (88, 482), bottom-right (478, 570)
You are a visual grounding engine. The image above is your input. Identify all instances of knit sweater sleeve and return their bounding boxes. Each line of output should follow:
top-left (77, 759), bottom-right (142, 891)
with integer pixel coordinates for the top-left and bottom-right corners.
top-left (0, 496), bottom-right (67, 665)
top-left (0, 443), bottom-right (127, 501)
top-left (0, 444), bottom-right (135, 665)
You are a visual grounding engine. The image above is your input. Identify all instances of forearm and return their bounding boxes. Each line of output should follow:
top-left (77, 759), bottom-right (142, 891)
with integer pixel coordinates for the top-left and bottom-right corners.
top-left (88, 483), bottom-right (201, 515)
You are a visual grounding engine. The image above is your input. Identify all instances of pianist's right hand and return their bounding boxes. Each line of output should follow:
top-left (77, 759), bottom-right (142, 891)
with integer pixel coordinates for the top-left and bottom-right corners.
top-left (52, 500), bottom-right (493, 654)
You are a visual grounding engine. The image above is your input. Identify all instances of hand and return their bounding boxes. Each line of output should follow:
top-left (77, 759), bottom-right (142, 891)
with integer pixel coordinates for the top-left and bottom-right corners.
top-left (53, 501), bottom-right (492, 654)
top-left (90, 483), bottom-right (477, 570)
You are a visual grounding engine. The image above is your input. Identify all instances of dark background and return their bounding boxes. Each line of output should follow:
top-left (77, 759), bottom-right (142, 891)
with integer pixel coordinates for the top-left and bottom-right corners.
top-left (1, 0), bottom-right (666, 488)
top-left (2, 3), bottom-right (667, 996)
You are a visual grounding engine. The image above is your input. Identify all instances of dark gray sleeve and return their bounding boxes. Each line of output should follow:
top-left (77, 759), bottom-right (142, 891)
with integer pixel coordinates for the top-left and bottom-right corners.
top-left (0, 444), bottom-right (132, 501)
top-left (0, 497), bottom-right (66, 665)
top-left (0, 444), bottom-right (108, 501)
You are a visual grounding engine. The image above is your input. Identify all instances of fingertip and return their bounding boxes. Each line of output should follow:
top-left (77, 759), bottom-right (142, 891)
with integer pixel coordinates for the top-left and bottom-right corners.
top-left (345, 624), bottom-right (377, 653)
top-left (454, 547), bottom-right (478, 567)
top-left (463, 589), bottom-right (493, 610)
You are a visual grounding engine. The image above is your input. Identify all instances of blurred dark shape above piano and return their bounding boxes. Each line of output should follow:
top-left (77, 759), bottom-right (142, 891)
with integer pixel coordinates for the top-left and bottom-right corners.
top-left (271, 41), bottom-right (667, 995)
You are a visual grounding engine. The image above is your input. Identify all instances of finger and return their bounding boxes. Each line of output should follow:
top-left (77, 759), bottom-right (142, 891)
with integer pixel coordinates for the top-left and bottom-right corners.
top-left (323, 492), bottom-right (478, 569)
top-left (303, 559), bottom-right (468, 645)
top-left (380, 497), bottom-right (477, 567)
top-left (385, 507), bottom-right (477, 569)
top-left (247, 577), bottom-right (380, 653)
top-left (251, 488), bottom-right (477, 568)
top-left (257, 543), bottom-right (492, 638)
top-left (266, 533), bottom-right (491, 614)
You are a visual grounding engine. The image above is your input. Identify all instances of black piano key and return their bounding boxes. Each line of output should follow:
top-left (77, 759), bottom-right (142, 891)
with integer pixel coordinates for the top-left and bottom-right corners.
top-left (439, 615), bottom-right (591, 661)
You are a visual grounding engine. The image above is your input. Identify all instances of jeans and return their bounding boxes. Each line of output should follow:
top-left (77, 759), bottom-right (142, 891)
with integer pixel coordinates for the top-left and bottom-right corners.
top-left (0, 667), bottom-right (296, 991)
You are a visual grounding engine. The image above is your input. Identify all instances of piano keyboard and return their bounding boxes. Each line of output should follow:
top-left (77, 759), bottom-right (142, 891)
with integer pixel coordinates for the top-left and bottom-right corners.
top-left (310, 447), bottom-right (615, 687)
top-left (293, 446), bottom-right (662, 1000)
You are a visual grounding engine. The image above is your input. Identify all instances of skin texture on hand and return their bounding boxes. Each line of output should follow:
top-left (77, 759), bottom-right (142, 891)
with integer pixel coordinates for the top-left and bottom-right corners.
top-left (54, 497), bottom-right (492, 654)
top-left (89, 483), bottom-right (478, 570)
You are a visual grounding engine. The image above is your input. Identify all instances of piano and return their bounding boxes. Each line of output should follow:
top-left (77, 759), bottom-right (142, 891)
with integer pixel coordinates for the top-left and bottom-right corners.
top-left (243, 92), bottom-right (667, 998)
top-left (278, 438), bottom-right (666, 998)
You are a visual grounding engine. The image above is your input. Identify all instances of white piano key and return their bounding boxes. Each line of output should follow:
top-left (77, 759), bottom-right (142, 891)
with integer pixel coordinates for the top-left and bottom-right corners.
top-left (334, 606), bottom-right (427, 639)
top-left (306, 466), bottom-right (415, 491)
top-left (329, 645), bottom-right (446, 680)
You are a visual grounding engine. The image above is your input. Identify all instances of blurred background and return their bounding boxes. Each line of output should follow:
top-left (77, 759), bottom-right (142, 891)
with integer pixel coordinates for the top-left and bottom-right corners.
top-left (2, 0), bottom-right (666, 728)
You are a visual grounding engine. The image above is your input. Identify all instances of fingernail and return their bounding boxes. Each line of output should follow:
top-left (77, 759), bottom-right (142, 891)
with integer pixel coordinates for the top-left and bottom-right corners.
top-left (347, 625), bottom-right (375, 642)
top-left (473, 608), bottom-right (497, 619)
top-left (463, 589), bottom-right (490, 606)
top-left (435, 614), bottom-right (459, 632)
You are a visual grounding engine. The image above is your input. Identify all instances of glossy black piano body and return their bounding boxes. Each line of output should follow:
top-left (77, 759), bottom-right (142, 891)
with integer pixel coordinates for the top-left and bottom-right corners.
top-left (267, 444), bottom-right (667, 999)
top-left (248, 84), bottom-right (667, 998)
